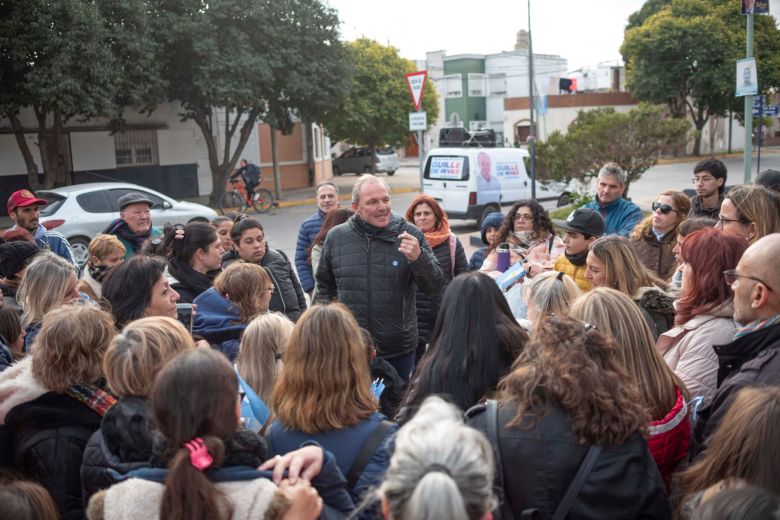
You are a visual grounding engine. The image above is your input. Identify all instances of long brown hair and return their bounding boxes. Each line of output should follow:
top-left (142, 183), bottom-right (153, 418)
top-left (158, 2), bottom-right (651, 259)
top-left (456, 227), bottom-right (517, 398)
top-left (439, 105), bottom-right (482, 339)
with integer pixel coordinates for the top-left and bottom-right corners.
top-left (589, 236), bottom-right (667, 297)
top-left (308, 208), bottom-right (354, 261)
top-left (213, 262), bottom-right (271, 322)
top-left (681, 387), bottom-right (780, 497)
top-left (569, 288), bottom-right (688, 421)
top-left (499, 316), bottom-right (648, 446)
top-left (630, 190), bottom-right (691, 241)
top-left (153, 348), bottom-right (238, 520)
top-left (271, 304), bottom-right (377, 433)
top-left (404, 194), bottom-right (448, 232)
top-left (487, 200), bottom-right (553, 256)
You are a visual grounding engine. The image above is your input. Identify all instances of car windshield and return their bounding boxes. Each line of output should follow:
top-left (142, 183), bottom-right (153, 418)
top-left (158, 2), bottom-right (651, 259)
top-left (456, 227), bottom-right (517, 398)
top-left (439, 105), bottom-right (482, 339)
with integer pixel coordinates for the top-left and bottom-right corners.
top-left (376, 147), bottom-right (395, 155)
top-left (36, 192), bottom-right (66, 217)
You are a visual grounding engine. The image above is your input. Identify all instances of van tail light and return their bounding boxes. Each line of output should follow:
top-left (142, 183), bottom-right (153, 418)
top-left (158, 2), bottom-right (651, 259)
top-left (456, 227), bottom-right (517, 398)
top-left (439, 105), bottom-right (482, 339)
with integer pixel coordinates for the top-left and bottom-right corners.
top-left (468, 192), bottom-right (477, 206)
top-left (43, 219), bottom-right (65, 230)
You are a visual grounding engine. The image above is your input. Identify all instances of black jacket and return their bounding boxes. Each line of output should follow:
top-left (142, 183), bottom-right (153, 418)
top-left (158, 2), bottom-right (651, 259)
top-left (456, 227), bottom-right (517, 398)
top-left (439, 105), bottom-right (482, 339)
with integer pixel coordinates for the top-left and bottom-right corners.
top-left (316, 214), bottom-right (445, 358)
top-left (467, 401), bottom-right (671, 520)
top-left (260, 248), bottom-right (307, 322)
top-left (635, 287), bottom-right (676, 340)
top-left (415, 236), bottom-right (469, 346)
top-left (5, 392), bottom-right (102, 520)
top-left (80, 396), bottom-right (154, 506)
top-left (696, 323), bottom-right (780, 454)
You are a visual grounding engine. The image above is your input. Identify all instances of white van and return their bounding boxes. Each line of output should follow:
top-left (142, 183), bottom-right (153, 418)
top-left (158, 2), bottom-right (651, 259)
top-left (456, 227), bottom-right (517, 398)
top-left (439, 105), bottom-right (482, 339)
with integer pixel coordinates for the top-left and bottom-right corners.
top-left (422, 147), bottom-right (570, 224)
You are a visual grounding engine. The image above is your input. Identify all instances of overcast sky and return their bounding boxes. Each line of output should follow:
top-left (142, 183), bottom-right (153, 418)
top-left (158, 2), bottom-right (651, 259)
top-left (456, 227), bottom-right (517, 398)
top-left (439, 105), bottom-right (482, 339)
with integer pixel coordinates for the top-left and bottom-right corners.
top-left (326, 0), bottom-right (647, 71)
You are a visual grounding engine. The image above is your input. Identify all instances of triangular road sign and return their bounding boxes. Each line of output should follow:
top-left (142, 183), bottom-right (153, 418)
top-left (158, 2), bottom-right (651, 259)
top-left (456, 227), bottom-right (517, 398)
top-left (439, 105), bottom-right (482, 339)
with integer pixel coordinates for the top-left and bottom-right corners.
top-left (406, 71), bottom-right (428, 111)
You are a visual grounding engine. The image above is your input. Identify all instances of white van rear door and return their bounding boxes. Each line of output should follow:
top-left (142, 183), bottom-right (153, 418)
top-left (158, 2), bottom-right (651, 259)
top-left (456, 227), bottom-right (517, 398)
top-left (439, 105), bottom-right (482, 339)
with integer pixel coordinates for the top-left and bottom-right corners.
top-left (423, 154), bottom-right (470, 215)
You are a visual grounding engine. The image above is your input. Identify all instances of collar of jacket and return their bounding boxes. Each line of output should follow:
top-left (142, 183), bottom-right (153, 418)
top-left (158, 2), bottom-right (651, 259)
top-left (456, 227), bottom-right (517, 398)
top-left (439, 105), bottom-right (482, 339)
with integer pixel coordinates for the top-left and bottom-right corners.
top-left (350, 214), bottom-right (404, 243)
top-left (109, 465), bottom-right (275, 484)
top-left (595, 196), bottom-right (625, 210)
top-left (713, 322), bottom-right (780, 383)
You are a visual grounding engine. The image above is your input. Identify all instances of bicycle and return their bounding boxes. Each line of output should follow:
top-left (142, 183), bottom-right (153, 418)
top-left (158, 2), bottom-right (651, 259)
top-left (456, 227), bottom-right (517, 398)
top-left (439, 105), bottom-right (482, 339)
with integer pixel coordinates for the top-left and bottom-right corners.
top-left (220, 176), bottom-right (274, 214)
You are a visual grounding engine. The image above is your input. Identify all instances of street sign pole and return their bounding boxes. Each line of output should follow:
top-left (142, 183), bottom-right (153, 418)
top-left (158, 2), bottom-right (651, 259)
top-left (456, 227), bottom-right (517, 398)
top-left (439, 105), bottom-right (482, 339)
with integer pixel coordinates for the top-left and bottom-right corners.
top-left (743, 13), bottom-right (754, 184)
top-left (406, 71), bottom-right (428, 192)
top-left (527, 0), bottom-right (537, 201)
top-left (757, 96), bottom-right (763, 174)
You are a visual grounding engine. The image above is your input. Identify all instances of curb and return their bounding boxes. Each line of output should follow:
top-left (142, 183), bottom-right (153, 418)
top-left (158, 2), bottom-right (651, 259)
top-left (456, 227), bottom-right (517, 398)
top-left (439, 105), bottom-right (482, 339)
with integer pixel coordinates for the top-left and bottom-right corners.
top-left (656, 148), bottom-right (780, 165)
top-left (274, 186), bottom-right (421, 208)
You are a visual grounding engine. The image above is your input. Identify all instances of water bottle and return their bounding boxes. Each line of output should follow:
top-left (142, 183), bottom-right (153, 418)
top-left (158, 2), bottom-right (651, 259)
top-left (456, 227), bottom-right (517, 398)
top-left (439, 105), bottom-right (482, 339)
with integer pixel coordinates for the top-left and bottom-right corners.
top-left (496, 242), bottom-right (510, 272)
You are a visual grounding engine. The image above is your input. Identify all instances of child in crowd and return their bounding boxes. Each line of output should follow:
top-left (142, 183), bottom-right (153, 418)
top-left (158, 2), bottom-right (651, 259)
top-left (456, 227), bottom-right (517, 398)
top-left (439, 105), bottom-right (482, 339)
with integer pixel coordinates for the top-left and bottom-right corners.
top-left (468, 212), bottom-right (503, 271)
top-left (552, 208), bottom-right (605, 292)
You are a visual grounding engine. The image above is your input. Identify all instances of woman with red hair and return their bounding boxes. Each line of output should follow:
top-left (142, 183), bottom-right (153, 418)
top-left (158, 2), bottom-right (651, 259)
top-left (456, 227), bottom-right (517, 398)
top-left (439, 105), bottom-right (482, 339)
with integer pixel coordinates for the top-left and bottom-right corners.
top-left (656, 228), bottom-right (749, 407)
top-left (405, 195), bottom-right (469, 359)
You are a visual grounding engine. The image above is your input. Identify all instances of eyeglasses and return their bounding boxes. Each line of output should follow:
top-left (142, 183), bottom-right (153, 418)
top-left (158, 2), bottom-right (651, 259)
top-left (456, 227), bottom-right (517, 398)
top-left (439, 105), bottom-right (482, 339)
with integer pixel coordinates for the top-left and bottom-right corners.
top-left (652, 202), bottom-right (678, 215)
top-left (691, 176), bottom-right (715, 184)
top-left (716, 215), bottom-right (747, 228)
top-left (723, 269), bottom-right (774, 292)
top-left (514, 214), bottom-right (534, 222)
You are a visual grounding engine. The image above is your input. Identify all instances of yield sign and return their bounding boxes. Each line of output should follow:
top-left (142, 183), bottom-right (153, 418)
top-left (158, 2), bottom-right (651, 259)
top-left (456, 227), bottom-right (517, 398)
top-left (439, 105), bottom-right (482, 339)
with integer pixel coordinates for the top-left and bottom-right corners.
top-left (406, 71), bottom-right (428, 111)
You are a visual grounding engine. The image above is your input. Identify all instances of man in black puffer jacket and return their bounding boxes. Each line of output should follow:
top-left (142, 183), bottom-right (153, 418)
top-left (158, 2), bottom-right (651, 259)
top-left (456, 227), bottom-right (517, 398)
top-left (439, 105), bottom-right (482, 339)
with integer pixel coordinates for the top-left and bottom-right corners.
top-left (316, 175), bottom-right (445, 381)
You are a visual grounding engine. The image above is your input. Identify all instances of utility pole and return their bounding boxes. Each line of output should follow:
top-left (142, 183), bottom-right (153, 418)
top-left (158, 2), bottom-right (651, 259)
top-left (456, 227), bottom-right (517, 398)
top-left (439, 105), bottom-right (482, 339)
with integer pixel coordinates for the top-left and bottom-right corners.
top-left (527, 0), bottom-right (537, 200)
top-left (743, 13), bottom-right (754, 184)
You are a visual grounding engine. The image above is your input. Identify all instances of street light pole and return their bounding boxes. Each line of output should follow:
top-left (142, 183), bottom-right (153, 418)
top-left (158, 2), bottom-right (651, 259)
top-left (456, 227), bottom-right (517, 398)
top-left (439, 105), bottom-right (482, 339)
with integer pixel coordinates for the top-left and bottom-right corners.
top-left (743, 13), bottom-right (754, 183)
top-left (527, 0), bottom-right (537, 200)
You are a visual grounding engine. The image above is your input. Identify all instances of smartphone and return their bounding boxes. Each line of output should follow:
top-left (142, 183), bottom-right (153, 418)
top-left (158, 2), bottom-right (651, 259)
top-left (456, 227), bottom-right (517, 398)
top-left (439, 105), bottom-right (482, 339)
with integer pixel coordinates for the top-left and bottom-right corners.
top-left (176, 303), bottom-right (194, 333)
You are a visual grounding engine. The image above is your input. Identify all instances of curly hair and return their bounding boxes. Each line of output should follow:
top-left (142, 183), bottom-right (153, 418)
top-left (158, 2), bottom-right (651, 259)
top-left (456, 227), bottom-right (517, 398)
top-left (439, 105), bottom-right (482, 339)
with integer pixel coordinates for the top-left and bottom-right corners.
top-left (488, 200), bottom-right (553, 256)
top-left (498, 316), bottom-right (648, 446)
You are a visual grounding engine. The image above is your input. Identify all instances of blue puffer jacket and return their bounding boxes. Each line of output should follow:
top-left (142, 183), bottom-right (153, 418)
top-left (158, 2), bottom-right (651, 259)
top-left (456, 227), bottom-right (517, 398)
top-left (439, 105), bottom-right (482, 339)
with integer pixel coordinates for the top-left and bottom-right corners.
top-left (268, 412), bottom-right (397, 504)
top-left (469, 247), bottom-right (487, 271)
top-left (192, 288), bottom-right (246, 361)
top-left (295, 210), bottom-right (324, 293)
top-left (584, 197), bottom-right (643, 238)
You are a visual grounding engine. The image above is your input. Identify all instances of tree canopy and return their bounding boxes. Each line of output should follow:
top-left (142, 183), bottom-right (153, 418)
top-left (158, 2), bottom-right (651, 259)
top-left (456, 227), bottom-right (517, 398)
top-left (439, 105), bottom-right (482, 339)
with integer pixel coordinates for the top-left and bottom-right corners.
top-left (320, 38), bottom-right (439, 153)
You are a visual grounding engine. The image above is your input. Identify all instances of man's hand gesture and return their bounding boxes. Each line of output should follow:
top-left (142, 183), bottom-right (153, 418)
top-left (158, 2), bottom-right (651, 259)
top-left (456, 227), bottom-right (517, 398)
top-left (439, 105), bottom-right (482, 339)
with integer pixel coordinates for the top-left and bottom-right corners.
top-left (398, 231), bottom-right (421, 262)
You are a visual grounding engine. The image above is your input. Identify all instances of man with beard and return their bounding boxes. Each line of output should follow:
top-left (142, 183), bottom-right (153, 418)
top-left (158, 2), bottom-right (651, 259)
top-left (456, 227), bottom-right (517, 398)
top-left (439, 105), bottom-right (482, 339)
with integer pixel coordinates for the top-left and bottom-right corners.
top-left (689, 158), bottom-right (727, 219)
top-left (103, 193), bottom-right (162, 259)
top-left (6, 189), bottom-right (75, 265)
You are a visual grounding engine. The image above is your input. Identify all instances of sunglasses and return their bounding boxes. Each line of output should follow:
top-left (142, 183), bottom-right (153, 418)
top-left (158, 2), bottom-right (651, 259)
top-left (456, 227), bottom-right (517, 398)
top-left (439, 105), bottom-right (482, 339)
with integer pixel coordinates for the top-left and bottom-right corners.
top-left (652, 202), bottom-right (678, 215)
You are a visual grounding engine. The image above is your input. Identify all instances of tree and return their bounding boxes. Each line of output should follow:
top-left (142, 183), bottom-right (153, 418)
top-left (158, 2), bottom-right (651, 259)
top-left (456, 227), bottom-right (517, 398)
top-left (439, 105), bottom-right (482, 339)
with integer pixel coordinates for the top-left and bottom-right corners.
top-left (0, 0), bottom-right (158, 188)
top-left (320, 38), bottom-right (439, 162)
top-left (156, 0), bottom-right (350, 207)
top-left (535, 104), bottom-right (689, 197)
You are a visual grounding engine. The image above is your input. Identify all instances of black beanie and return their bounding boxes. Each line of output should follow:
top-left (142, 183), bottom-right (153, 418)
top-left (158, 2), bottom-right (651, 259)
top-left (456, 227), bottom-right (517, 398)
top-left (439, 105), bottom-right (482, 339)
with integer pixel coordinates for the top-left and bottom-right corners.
top-left (0, 241), bottom-right (39, 279)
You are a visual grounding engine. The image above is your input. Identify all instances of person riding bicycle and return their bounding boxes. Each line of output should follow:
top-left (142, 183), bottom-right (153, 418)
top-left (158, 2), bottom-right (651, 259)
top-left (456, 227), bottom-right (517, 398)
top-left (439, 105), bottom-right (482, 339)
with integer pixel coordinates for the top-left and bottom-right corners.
top-left (230, 159), bottom-right (261, 198)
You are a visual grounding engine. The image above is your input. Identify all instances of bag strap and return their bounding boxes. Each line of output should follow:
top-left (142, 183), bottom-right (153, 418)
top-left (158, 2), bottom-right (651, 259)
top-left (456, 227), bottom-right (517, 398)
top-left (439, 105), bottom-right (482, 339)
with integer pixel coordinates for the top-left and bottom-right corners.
top-left (346, 419), bottom-right (393, 490)
top-left (551, 444), bottom-right (602, 520)
top-left (236, 370), bottom-right (271, 427)
top-left (449, 234), bottom-right (457, 277)
top-left (547, 234), bottom-right (555, 255)
top-left (486, 400), bottom-right (513, 520)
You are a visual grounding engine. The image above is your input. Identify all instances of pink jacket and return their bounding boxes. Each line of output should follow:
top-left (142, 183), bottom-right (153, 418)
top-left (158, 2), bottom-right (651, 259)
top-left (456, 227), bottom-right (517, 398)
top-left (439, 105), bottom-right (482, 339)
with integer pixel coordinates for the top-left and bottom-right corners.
top-left (656, 301), bottom-right (736, 408)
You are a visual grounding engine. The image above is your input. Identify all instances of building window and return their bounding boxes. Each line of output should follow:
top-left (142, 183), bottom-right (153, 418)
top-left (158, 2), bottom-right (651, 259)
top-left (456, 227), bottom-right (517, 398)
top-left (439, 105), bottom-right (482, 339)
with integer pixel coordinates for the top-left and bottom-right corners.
top-left (443, 74), bottom-right (462, 98)
top-left (468, 73), bottom-right (487, 97)
top-left (114, 130), bottom-right (159, 167)
top-left (488, 74), bottom-right (507, 95)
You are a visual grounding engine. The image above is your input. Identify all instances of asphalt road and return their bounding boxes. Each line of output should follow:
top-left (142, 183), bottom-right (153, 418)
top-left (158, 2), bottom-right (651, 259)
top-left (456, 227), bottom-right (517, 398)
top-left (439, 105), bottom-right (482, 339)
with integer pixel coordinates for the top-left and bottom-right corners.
top-left (258, 152), bottom-right (780, 263)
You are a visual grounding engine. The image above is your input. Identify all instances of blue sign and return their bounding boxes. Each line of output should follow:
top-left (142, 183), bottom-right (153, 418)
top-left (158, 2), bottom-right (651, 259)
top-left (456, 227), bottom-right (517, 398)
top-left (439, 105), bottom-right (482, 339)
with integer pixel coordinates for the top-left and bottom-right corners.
top-left (765, 105), bottom-right (779, 117)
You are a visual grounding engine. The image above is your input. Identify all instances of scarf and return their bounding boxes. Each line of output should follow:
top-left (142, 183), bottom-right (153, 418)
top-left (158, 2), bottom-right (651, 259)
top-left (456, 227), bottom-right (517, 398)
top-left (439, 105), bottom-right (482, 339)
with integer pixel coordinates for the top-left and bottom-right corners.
top-left (423, 224), bottom-right (452, 249)
top-left (106, 219), bottom-right (151, 254)
top-left (353, 214), bottom-right (386, 238)
top-left (735, 314), bottom-right (780, 339)
top-left (565, 248), bottom-right (589, 267)
top-left (65, 381), bottom-right (118, 416)
top-left (168, 260), bottom-right (217, 296)
top-left (150, 428), bottom-right (269, 469)
top-left (88, 264), bottom-right (111, 284)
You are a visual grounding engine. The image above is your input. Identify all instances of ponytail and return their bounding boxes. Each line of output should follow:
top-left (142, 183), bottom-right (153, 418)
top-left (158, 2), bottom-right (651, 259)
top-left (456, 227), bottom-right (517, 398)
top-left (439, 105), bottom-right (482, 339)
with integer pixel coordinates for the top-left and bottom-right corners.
top-left (160, 435), bottom-right (231, 520)
top-left (406, 471), bottom-right (470, 520)
top-left (164, 223), bottom-right (217, 266)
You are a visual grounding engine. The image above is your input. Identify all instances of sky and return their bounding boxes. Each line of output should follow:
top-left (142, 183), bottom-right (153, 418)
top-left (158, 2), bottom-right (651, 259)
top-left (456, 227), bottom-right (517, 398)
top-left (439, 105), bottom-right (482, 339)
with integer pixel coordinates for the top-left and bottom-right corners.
top-left (326, 0), bottom-right (647, 71)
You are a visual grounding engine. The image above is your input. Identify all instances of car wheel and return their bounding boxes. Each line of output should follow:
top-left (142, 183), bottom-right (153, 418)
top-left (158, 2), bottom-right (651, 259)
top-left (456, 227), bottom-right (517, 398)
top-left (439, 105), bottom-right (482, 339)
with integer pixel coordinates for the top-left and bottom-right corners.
top-left (386, 170), bottom-right (396, 176)
top-left (69, 236), bottom-right (91, 267)
top-left (332, 165), bottom-right (341, 176)
top-left (478, 204), bottom-right (501, 227)
top-left (363, 165), bottom-right (372, 174)
top-left (557, 193), bottom-right (572, 207)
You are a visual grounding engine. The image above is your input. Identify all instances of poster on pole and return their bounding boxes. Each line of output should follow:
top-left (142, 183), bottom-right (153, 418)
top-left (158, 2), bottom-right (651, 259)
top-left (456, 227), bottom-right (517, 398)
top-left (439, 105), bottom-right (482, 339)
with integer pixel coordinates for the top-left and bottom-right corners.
top-left (741, 0), bottom-right (769, 15)
top-left (736, 58), bottom-right (758, 97)
top-left (409, 112), bottom-right (427, 131)
top-left (405, 71), bottom-right (428, 111)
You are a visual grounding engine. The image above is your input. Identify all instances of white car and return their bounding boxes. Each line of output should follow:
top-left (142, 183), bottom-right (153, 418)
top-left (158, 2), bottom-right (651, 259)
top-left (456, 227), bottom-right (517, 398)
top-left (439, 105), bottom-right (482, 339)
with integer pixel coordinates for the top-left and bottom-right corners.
top-left (37, 182), bottom-right (218, 266)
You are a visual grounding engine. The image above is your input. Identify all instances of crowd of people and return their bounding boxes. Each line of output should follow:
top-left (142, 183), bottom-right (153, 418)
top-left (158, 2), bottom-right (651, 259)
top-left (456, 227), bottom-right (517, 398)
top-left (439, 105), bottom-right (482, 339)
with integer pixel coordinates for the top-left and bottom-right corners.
top-left (0, 159), bottom-right (779, 520)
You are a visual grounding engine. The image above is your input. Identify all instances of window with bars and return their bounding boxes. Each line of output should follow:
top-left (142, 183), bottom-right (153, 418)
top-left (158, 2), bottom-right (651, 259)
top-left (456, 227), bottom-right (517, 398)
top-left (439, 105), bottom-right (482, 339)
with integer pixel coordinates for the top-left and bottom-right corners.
top-left (114, 130), bottom-right (159, 167)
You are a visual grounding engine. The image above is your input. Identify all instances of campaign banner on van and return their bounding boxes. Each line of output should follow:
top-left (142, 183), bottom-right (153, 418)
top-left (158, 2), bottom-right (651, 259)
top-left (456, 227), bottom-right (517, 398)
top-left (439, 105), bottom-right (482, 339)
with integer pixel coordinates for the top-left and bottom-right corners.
top-left (429, 157), bottom-right (465, 180)
top-left (495, 162), bottom-right (521, 178)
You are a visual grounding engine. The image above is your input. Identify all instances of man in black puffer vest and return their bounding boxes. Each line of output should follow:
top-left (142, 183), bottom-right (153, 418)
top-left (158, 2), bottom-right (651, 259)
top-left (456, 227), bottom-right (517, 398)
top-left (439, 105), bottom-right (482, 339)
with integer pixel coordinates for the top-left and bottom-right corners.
top-left (316, 175), bottom-right (445, 381)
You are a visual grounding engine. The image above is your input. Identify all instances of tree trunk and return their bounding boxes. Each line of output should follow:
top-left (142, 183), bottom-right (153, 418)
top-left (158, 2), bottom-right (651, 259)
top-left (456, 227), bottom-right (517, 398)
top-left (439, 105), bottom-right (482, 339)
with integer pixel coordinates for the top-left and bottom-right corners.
top-left (270, 125), bottom-right (282, 200)
top-left (302, 118), bottom-right (315, 186)
top-left (7, 112), bottom-right (40, 188)
top-left (369, 143), bottom-right (376, 174)
top-left (35, 109), bottom-right (71, 188)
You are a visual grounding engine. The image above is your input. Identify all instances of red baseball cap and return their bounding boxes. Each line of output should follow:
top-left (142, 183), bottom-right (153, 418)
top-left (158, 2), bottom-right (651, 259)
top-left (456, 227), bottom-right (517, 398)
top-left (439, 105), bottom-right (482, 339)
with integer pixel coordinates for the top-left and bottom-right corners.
top-left (7, 189), bottom-right (48, 214)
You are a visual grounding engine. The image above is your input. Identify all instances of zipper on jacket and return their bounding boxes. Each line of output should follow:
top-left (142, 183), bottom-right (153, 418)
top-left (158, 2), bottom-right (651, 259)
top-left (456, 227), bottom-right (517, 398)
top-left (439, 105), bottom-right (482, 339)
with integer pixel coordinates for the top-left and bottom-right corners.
top-left (265, 268), bottom-right (286, 315)
top-left (367, 237), bottom-right (373, 329)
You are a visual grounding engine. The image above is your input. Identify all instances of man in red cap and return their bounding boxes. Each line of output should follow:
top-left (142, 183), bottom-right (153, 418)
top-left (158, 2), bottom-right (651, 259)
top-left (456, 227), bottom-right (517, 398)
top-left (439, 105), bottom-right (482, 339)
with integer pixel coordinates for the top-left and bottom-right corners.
top-left (7, 189), bottom-right (75, 265)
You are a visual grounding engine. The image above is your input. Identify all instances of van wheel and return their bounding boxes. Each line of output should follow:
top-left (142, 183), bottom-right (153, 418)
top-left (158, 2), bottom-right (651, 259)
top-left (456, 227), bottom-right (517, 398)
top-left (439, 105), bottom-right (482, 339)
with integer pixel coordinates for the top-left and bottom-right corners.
top-left (386, 170), bottom-right (396, 176)
top-left (332, 165), bottom-right (341, 176)
top-left (557, 193), bottom-right (572, 207)
top-left (478, 204), bottom-right (500, 227)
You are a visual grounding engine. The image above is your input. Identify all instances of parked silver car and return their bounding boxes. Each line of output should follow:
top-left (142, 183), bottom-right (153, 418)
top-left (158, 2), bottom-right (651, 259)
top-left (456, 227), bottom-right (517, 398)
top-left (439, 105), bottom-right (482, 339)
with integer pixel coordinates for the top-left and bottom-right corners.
top-left (331, 147), bottom-right (400, 176)
top-left (37, 182), bottom-right (217, 265)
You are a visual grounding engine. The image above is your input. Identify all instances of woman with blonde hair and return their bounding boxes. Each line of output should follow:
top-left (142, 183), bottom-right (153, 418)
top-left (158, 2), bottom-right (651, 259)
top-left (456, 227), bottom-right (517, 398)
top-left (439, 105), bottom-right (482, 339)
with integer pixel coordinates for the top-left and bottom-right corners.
top-left (80, 317), bottom-right (196, 503)
top-left (0, 304), bottom-right (116, 519)
top-left (718, 184), bottom-right (780, 244)
top-left (193, 262), bottom-right (273, 361)
top-left (570, 287), bottom-right (691, 489)
top-left (586, 235), bottom-right (675, 337)
top-left (236, 312), bottom-right (293, 403)
top-left (466, 316), bottom-right (670, 519)
top-left (523, 270), bottom-right (581, 327)
top-left (631, 190), bottom-right (691, 280)
top-left (269, 303), bottom-right (397, 503)
top-left (17, 251), bottom-right (81, 350)
top-left (680, 386), bottom-right (780, 516)
top-left (78, 234), bottom-right (126, 301)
